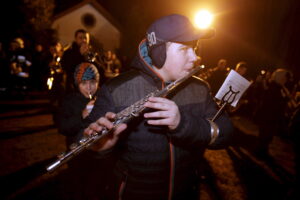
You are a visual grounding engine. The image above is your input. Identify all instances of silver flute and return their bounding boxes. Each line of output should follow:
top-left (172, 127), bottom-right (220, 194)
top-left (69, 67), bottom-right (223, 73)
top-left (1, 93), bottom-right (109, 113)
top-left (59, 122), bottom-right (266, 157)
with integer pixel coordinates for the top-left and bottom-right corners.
top-left (46, 65), bottom-right (204, 172)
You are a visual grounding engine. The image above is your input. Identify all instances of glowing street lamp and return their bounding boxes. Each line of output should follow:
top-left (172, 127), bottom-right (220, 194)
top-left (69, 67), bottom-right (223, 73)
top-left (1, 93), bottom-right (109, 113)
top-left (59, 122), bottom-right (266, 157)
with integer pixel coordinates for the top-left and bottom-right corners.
top-left (194, 10), bottom-right (213, 29)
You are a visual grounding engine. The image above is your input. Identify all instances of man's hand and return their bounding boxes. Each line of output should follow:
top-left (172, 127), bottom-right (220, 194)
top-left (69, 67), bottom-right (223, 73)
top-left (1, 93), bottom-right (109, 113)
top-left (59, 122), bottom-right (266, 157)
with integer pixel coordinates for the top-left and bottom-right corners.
top-left (84, 112), bottom-right (127, 151)
top-left (144, 97), bottom-right (181, 130)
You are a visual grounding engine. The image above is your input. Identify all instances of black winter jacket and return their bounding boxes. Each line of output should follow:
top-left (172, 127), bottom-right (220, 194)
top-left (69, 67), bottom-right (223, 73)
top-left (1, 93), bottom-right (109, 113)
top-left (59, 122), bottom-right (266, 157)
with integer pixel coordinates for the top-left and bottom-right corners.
top-left (85, 40), bottom-right (233, 200)
top-left (54, 92), bottom-right (89, 146)
top-left (61, 42), bottom-right (87, 93)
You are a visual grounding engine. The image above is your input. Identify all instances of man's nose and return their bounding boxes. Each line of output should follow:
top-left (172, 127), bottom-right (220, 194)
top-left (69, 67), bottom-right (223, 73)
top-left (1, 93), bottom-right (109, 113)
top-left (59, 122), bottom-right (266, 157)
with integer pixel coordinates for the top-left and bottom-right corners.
top-left (189, 49), bottom-right (197, 62)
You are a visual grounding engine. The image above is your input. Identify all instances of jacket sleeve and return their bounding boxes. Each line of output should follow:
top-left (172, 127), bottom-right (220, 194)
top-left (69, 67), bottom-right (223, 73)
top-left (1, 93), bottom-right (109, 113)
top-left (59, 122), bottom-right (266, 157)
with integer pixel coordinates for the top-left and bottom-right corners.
top-left (83, 84), bottom-right (116, 127)
top-left (54, 97), bottom-right (85, 137)
top-left (82, 85), bottom-right (118, 157)
top-left (168, 86), bottom-right (234, 149)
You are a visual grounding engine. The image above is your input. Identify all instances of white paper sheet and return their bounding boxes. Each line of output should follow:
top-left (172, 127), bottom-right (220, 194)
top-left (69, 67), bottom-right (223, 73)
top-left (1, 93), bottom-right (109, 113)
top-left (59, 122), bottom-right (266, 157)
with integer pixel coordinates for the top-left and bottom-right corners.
top-left (215, 70), bottom-right (252, 107)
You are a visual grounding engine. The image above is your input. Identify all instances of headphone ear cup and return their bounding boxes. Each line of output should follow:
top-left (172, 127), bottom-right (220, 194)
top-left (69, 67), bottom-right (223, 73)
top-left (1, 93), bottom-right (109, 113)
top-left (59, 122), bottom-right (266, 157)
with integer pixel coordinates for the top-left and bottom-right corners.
top-left (149, 43), bottom-right (166, 68)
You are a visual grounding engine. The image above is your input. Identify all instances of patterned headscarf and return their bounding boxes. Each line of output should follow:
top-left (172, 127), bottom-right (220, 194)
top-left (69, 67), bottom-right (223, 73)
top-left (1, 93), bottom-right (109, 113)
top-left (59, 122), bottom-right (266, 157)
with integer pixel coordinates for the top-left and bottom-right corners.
top-left (74, 62), bottom-right (99, 85)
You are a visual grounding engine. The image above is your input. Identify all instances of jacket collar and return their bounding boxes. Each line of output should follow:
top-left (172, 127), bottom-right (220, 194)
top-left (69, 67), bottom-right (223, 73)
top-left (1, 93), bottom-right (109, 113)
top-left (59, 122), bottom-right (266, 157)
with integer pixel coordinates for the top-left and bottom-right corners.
top-left (131, 39), bottom-right (165, 89)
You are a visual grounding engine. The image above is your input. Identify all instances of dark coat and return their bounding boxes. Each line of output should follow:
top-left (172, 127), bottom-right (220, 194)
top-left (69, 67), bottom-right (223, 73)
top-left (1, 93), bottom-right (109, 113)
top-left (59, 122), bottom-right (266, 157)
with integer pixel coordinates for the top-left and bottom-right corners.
top-left (206, 68), bottom-right (228, 96)
top-left (60, 42), bottom-right (86, 93)
top-left (53, 90), bottom-right (114, 200)
top-left (53, 91), bottom-right (89, 146)
top-left (85, 40), bottom-right (234, 200)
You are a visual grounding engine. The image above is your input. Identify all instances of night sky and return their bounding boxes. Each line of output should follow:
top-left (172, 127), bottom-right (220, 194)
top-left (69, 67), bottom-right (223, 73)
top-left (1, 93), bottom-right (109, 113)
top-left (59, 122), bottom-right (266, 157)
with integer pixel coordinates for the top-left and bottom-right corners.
top-left (1, 0), bottom-right (300, 78)
top-left (98, 0), bottom-right (300, 78)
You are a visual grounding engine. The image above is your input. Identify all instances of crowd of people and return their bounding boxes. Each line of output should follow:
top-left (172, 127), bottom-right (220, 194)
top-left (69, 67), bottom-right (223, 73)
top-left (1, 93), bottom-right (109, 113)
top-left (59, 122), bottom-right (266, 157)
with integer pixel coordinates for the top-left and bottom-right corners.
top-left (0, 13), bottom-right (299, 200)
top-left (0, 30), bottom-right (124, 100)
top-left (204, 59), bottom-right (299, 155)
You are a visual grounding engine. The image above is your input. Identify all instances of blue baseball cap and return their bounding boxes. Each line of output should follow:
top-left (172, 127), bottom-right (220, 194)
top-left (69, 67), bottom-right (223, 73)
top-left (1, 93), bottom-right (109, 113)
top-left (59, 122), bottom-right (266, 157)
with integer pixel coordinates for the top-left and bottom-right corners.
top-left (146, 14), bottom-right (215, 47)
top-left (146, 14), bottom-right (215, 68)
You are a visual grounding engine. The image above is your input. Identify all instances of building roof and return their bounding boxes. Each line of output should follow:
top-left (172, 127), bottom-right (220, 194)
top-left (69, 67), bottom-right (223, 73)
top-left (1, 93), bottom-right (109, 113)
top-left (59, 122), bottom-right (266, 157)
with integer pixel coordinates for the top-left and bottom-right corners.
top-left (54, 0), bottom-right (122, 32)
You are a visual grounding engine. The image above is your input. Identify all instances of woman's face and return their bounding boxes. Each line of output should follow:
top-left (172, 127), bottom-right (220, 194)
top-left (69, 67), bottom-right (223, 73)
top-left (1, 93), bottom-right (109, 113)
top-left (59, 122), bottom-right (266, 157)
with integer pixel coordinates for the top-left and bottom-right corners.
top-left (78, 79), bottom-right (98, 98)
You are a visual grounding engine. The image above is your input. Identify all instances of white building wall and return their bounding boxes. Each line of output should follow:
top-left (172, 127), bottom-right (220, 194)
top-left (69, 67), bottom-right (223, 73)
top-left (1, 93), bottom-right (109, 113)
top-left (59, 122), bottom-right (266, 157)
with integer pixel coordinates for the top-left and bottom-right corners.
top-left (52, 4), bottom-right (120, 51)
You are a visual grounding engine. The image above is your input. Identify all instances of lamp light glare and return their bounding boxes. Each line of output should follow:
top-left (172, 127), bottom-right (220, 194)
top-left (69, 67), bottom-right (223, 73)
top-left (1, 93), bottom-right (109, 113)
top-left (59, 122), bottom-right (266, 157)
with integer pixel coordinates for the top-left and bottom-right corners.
top-left (195, 10), bottom-right (213, 29)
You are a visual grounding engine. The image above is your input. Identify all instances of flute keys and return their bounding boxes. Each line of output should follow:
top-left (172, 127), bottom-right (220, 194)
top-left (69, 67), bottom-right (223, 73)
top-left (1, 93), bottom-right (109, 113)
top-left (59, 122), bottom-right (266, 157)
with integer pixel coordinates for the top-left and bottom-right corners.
top-left (79, 137), bottom-right (88, 144)
top-left (69, 143), bottom-right (78, 150)
top-left (57, 152), bottom-right (66, 159)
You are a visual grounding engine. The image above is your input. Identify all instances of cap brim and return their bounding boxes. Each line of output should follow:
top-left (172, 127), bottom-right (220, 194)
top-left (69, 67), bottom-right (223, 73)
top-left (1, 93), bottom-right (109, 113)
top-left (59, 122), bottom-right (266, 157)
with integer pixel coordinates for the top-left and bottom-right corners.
top-left (173, 28), bottom-right (215, 42)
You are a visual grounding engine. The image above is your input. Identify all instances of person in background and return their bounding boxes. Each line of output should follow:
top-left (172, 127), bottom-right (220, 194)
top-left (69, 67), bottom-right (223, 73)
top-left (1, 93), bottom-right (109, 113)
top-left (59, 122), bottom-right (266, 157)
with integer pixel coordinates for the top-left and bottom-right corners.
top-left (30, 43), bottom-right (47, 91)
top-left (103, 50), bottom-right (122, 79)
top-left (61, 29), bottom-right (90, 93)
top-left (6, 37), bottom-right (32, 93)
top-left (111, 52), bottom-right (122, 75)
top-left (83, 14), bottom-right (233, 200)
top-left (235, 61), bottom-right (248, 77)
top-left (61, 29), bottom-right (106, 94)
top-left (228, 61), bottom-right (251, 115)
top-left (249, 69), bottom-right (272, 118)
top-left (54, 62), bottom-right (100, 146)
top-left (61, 29), bottom-right (91, 93)
top-left (206, 58), bottom-right (228, 96)
top-left (53, 62), bottom-right (112, 200)
top-left (45, 41), bottom-right (65, 108)
top-left (254, 68), bottom-right (290, 158)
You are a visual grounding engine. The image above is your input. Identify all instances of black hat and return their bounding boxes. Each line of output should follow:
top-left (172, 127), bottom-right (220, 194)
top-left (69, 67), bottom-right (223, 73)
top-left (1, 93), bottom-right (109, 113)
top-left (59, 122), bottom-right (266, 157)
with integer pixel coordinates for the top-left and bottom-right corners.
top-left (146, 14), bottom-right (215, 68)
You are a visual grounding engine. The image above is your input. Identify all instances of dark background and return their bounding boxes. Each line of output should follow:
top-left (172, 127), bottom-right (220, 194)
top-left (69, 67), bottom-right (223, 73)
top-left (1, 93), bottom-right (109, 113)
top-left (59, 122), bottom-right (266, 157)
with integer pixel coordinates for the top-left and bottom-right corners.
top-left (0, 1), bottom-right (298, 199)
top-left (1, 0), bottom-right (300, 79)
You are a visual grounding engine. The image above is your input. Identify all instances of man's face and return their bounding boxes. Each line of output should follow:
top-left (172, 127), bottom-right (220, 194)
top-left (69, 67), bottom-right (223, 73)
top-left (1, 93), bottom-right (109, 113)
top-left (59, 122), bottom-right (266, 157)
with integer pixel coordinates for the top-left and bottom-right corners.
top-left (159, 42), bottom-right (197, 81)
top-left (75, 32), bottom-right (90, 47)
top-left (237, 67), bottom-right (247, 76)
top-left (218, 59), bottom-right (227, 70)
